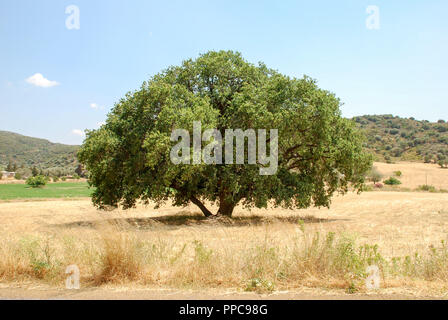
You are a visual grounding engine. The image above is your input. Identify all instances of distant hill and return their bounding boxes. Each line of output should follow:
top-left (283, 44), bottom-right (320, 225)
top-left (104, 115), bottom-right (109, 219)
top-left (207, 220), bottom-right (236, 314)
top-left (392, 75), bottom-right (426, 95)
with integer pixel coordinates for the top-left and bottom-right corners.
top-left (353, 115), bottom-right (448, 163)
top-left (1, 115), bottom-right (448, 175)
top-left (0, 131), bottom-right (79, 174)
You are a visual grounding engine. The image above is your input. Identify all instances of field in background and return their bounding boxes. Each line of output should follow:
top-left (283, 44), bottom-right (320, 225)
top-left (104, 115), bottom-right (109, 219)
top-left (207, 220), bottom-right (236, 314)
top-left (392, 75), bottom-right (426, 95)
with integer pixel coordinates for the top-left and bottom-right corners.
top-left (373, 162), bottom-right (448, 189)
top-left (0, 182), bottom-right (92, 200)
top-left (0, 162), bottom-right (446, 200)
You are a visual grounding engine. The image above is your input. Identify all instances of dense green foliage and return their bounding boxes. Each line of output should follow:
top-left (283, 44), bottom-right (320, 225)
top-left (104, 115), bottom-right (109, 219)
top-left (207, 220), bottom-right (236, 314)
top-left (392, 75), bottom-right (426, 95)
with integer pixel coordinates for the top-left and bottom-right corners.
top-left (0, 131), bottom-right (78, 174)
top-left (79, 51), bottom-right (371, 217)
top-left (353, 115), bottom-right (448, 163)
top-left (26, 175), bottom-right (48, 188)
top-left (0, 182), bottom-right (92, 200)
top-left (384, 177), bottom-right (402, 186)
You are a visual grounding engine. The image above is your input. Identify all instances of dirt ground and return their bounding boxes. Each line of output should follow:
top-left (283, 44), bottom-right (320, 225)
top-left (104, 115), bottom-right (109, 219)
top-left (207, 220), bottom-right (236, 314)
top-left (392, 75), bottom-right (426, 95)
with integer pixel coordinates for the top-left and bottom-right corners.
top-left (0, 286), bottom-right (442, 300)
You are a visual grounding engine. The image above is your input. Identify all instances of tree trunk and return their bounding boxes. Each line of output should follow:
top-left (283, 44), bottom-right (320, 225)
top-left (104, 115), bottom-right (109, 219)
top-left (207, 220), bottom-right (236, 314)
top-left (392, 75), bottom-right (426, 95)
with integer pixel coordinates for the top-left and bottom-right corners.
top-left (190, 196), bottom-right (213, 217)
top-left (217, 198), bottom-right (235, 217)
top-left (190, 195), bottom-right (236, 218)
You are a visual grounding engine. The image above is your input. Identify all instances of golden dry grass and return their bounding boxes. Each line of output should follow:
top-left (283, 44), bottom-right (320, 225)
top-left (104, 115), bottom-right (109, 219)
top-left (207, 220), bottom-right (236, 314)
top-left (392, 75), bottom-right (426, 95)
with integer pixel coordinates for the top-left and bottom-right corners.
top-left (373, 162), bottom-right (448, 189)
top-left (0, 191), bottom-right (448, 296)
top-left (0, 162), bottom-right (448, 298)
top-left (0, 179), bottom-right (24, 185)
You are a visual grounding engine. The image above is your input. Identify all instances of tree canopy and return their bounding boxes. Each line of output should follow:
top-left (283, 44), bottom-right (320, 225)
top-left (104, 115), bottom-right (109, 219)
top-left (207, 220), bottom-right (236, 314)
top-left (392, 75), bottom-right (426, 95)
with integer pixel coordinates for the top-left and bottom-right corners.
top-left (78, 50), bottom-right (372, 217)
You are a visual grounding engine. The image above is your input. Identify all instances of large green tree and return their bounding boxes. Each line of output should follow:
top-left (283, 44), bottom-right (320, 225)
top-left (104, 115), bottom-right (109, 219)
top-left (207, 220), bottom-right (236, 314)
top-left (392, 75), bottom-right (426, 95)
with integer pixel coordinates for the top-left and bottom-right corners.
top-left (78, 51), bottom-right (371, 217)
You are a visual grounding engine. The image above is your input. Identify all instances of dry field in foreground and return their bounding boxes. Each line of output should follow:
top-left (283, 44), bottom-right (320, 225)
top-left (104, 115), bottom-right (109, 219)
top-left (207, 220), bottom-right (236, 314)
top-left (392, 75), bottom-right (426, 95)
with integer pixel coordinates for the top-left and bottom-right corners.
top-left (0, 189), bottom-right (448, 298)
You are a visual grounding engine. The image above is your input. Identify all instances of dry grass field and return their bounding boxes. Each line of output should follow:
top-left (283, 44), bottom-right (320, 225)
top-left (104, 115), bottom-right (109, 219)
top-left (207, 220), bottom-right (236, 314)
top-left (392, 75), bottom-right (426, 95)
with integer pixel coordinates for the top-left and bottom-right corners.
top-left (373, 162), bottom-right (448, 190)
top-left (0, 162), bottom-right (447, 299)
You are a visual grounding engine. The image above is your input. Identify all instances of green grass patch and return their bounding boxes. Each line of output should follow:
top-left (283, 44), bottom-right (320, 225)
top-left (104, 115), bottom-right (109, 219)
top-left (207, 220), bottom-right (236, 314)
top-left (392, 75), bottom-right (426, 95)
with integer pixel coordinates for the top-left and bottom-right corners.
top-left (0, 182), bottom-right (93, 200)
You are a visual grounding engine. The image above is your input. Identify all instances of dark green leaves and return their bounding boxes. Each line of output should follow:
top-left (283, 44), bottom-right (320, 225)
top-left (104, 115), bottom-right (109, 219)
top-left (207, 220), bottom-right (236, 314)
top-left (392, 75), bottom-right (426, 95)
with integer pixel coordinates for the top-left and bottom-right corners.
top-left (78, 51), bottom-right (372, 216)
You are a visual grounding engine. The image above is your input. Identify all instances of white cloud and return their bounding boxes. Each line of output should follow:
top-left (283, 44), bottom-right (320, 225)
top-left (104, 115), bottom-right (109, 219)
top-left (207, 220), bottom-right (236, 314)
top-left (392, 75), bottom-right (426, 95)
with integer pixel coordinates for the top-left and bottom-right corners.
top-left (72, 129), bottom-right (85, 137)
top-left (90, 102), bottom-right (105, 110)
top-left (26, 73), bottom-right (59, 88)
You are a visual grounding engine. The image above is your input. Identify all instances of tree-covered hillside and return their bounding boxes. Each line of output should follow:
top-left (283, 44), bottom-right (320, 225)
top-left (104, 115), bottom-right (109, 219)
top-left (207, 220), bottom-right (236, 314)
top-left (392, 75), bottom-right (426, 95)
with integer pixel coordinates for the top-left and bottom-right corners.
top-left (353, 115), bottom-right (448, 164)
top-left (0, 131), bottom-right (79, 174)
top-left (1, 114), bottom-right (448, 176)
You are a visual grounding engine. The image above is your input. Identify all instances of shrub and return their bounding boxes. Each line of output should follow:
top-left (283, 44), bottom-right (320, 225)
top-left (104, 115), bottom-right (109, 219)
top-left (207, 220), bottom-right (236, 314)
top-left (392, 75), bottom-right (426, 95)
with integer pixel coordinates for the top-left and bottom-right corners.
top-left (424, 155), bottom-right (433, 163)
top-left (367, 167), bottom-right (383, 184)
top-left (417, 185), bottom-right (437, 192)
top-left (391, 148), bottom-right (402, 157)
top-left (245, 278), bottom-right (275, 293)
top-left (393, 171), bottom-right (402, 177)
top-left (384, 177), bottom-right (402, 186)
top-left (374, 183), bottom-right (384, 189)
top-left (389, 129), bottom-right (399, 135)
top-left (435, 125), bottom-right (447, 133)
top-left (26, 175), bottom-right (47, 188)
top-left (52, 176), bottom-right (59, 182)
top-left (14, 173), bottom-right (22, 180)
top-left (438, 160), bottom-right (448, 168)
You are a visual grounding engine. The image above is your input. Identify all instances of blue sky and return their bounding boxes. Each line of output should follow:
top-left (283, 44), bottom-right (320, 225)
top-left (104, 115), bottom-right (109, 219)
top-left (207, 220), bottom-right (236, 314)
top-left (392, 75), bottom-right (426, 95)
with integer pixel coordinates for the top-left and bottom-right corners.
top-left (0, 0), bottom-right (447, 145)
